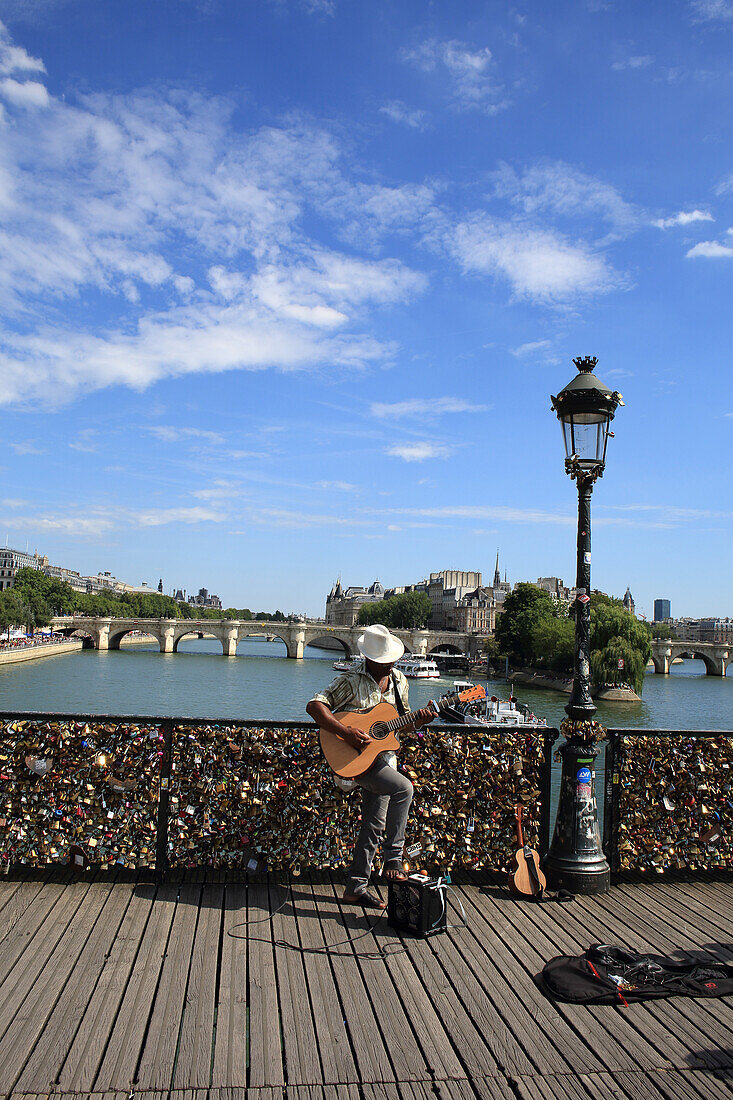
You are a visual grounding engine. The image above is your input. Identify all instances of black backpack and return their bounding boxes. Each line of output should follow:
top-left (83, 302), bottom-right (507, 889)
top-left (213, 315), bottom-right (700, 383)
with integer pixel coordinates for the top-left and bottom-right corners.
top-left (541, 943), bottom-right (733, 1005)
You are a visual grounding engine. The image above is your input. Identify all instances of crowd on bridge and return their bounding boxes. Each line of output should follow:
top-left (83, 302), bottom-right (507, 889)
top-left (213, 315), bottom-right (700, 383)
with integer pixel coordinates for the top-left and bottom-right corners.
top-left (0, 632), bottom-right (70, 652)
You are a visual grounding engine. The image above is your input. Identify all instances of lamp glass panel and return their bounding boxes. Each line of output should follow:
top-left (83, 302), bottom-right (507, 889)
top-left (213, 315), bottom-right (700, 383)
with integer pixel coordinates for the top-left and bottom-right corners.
top-left (571, 414), bottom-right (609, 467)
top-left (561, 419), bottom-right (573, 459)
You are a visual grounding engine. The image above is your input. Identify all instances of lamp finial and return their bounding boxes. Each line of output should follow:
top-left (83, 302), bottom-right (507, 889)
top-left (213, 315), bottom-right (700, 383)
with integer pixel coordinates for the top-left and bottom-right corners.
top-left (572, 356), bottom-right (598, 373)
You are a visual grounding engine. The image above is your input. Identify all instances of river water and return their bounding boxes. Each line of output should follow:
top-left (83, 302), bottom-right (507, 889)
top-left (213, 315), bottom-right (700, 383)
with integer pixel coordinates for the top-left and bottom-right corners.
top-left (0, 638), bottom-right (730, 730)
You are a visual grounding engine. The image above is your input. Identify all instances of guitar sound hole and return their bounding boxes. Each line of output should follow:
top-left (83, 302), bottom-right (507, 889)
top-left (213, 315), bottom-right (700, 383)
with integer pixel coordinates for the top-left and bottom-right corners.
top-left (370, 722), bottom-right (389, 740)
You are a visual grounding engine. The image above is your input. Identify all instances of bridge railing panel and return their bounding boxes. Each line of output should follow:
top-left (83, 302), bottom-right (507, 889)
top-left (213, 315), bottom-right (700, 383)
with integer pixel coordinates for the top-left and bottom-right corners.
top-left (0, 711), bottom-right (557, 877)
top-left (0, 715), bottom-right (165, 871)
top-left (603, 729), bottom-right (733, 876)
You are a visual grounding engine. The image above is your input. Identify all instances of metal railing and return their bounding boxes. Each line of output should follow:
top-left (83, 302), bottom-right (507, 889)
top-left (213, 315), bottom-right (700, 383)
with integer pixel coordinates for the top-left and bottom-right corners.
top-left (603, 729), bottom-right (733, 876)
top-left (0, 711), bottom-right (557, 879)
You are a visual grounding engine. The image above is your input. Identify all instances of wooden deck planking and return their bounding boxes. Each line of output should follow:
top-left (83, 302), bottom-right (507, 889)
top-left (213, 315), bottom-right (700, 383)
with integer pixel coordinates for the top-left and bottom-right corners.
top-left (173, 882), bottom-right (224, 1090)
top-left (598, 881), bottom-right (733, 1057)
top-left (0, 875), bottom-right (729, 1100)
top-left (136, 882), bottom-right (203, 1091)
top-left (0, 874), bottom-right (117, 1094)
top-left (483, 879), bottom-right (691, 1073)
top-left (568, 883), bottom-right (733, 1071)
top-left (437, 884), bottom-right (605, 1077)
top-left (211, 882), bottom-right (249, 1089)
top-left (461, 880), bottom-right (663, 1073)
top-left (14, 876), bottom-right (136, 1093)
top-left (246, 883), bottom-right (285, 1089)
top-left (288, 880), bottom-right (358, 1085)
top-left (303, 881), bottom-right (396, 1085)
top-left (320, 878), bottom-right (430, 1084)
top-left (55, 885), bottom-right (156, 1091)
top-left (269, 881), bottom-right (323, 1086)
top-left (92, 882), bottom-right (178, 1093)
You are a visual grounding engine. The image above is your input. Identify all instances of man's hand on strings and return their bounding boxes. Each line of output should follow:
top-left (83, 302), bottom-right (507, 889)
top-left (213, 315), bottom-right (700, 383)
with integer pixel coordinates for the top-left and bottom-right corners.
top-left (342, 725), bottom-right (372, 751)
top-left (412, 706), bottom-right (436, 729)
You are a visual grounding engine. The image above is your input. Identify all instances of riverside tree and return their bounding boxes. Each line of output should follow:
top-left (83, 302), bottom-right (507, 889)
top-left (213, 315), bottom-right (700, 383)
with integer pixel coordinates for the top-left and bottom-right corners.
top-left (358, 591), bottom-right (431, 630)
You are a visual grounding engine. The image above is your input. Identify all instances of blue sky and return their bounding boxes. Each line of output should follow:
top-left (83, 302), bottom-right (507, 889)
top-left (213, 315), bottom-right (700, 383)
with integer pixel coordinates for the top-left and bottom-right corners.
top-left (0, 0), bottom-right (731, 619)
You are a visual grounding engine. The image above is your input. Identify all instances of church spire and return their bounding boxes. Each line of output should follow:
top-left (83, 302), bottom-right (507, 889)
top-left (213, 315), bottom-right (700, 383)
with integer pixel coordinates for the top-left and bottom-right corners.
top-left (493, 549), bottom-right (501, 588)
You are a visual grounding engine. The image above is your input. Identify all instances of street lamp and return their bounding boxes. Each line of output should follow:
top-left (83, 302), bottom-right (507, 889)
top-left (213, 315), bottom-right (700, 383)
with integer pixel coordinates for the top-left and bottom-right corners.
top-left (544, 356), bottom-right (623, 895)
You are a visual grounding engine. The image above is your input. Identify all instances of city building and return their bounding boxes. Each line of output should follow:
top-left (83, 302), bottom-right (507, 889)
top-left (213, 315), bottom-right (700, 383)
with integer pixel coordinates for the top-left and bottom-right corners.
top-left (535, 576), bottom-right (576, 605)
top-left (654, 598), bottom-right (671, 622)
top-left (428, 570), bottom-right (482, 629)
top-left (0, 546), bottom-right (41, 592)
top-left (671, 617), bottom-right (733, 644)
top-left (490, 552), bottom-right (512, 604)
top-left (447, 586), bottom-right (496, 634)
top-left (172, 586), bottom-right (223, 610)
top-left (325, 579), bottom-right (386, 626)
top-left (623, 587), bottom-right (636, 617)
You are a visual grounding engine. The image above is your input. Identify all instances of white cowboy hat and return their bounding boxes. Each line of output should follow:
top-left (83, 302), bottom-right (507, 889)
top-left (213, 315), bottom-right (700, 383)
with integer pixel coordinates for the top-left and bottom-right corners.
top-left (357, 623), bottom-right (404, 664)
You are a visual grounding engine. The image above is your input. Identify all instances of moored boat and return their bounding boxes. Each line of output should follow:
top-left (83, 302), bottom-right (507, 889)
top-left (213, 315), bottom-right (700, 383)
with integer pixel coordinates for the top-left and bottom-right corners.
top-left (395, 656), bottom-right (441, 679)
top-left (440, 684), bottom-right (547, 727)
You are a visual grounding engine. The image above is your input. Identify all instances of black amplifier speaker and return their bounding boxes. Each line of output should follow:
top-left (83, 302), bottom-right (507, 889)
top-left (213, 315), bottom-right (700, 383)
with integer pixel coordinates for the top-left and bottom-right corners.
top-left (387, 874), bottom-right (448, 937)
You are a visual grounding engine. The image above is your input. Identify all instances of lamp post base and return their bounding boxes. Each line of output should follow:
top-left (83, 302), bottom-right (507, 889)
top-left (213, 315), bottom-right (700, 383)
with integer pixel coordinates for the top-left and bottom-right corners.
top-left (544, 734), bottom-right (610, 896)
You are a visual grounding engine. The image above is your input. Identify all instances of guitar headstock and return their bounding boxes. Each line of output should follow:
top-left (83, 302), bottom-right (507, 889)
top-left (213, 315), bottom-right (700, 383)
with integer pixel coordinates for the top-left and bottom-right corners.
top-left (434, 684), bottom-right (486, 713)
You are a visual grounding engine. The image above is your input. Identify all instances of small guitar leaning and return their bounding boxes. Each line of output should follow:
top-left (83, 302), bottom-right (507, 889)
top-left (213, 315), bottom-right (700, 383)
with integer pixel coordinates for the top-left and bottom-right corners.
top-left (319, 685), bottom-right (486, 778)
top-left (508, 804), bottom-right (546, 899)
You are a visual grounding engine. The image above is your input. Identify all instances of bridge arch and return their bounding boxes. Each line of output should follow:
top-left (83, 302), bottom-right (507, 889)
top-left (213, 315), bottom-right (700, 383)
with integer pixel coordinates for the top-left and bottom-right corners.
top-left (669, 649), bottom-right (719, 676)
top-left (307, 634), bottom-right (353, 658)
top-left (235, 630), bottom-right (290, 657)
top-left (428, 642), bottom-right (464, 656)
top-left (108, 626), bottom-right (163, 651)
top-left (66, 628), bottom-right (96, 649)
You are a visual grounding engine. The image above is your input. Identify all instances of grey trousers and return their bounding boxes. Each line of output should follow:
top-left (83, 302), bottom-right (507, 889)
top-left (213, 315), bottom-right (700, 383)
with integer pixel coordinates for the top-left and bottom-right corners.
top-left (346, 758), bottom-right (414, 896)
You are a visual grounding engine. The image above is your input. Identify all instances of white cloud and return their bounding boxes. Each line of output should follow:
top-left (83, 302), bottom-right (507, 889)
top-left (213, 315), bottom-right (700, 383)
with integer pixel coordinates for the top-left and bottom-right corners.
top-left (131, 506), bottom-right (227, 527)
top-left (611, 56), bottom-right (653, 70)
top-left (191, 480), bottom-right (242, 501)
top-left (386, 442), bottom-right (452, 461)
top-left (510, 339), bottom-right (554, 357)
top-left (379, 100), bottom-right (428, 129)
top-left (450, 215), bottom-right (621, 303)
top-left (0, 22), bottom-right (45, 75)
top-left (317, 480), bottom-right (357, 491)
top-left (371, 396), bottom-right (488, 418)
top-left (686, 240), bottom-right (733, 258)
top-left (147, 425), bottom-right (226, 445)
top-left (690, 0), bottom-right (733, 21)
top-left (492, 162), bottom-right (639, 232)
top-left (0, 25), bottom-right (427, 407)
top-left (0, 502), bottom-right (228, 537)
top-left (0, 77), bottom-right (48, 107)
top-left (9, 441), bottom-right (45, 454)
top-left (401, 38), bottom-right (508, 114)
top-left (655, 209), bottom-right (714, 229)
top-left (68, 428), bottom-right (97, 452)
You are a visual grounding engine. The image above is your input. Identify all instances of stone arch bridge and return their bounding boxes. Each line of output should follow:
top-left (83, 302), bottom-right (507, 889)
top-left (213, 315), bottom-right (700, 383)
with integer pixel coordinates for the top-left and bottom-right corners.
top-left (52, 617), bottom-right (479, 660)
top-left (650, 640), bottom-right (729, 677)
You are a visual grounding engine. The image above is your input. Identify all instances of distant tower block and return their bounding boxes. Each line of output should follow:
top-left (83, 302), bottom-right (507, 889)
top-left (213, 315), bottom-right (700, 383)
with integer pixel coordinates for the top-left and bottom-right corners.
top-left (654, 598), bottom-right (671, 622)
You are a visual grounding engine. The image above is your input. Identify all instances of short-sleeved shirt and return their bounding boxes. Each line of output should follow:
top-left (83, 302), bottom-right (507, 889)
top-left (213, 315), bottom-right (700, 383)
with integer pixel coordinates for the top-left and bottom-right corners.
top-left (310, 660), bottom-right (410, 770)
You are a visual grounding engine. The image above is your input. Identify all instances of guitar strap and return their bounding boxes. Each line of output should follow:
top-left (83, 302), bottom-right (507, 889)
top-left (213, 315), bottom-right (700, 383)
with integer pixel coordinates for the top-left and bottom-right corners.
top-left (391, 673), bottom-right (407, 717)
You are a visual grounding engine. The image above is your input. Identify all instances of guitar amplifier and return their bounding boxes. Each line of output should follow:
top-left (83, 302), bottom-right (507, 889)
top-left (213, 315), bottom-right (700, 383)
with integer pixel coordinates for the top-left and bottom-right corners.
top-left (387, 874), bottom-right (447, 937)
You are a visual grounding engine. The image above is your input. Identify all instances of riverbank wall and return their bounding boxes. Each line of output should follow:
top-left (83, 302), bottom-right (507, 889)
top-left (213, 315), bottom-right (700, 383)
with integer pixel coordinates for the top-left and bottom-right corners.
top-left (0, 633), bottom-right (157, 667)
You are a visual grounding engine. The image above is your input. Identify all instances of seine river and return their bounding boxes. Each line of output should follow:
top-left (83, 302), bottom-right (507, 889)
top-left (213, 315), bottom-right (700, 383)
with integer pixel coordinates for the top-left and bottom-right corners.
top-left (0, 637), bottom-right (731, 731)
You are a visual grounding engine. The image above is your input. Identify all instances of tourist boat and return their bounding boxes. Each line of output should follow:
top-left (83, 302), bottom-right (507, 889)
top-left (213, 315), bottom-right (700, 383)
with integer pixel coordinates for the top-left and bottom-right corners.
top-left (332, 656), bottom-right (361, 671)
top-left (440, 684), bottom-right (547, 727)
top-left (395, 656), bottom-right (440, 679)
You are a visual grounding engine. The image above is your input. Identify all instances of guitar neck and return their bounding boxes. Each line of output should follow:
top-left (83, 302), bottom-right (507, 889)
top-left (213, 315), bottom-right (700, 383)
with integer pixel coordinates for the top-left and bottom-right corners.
top-left (382, 704), bottom-right (434, 734)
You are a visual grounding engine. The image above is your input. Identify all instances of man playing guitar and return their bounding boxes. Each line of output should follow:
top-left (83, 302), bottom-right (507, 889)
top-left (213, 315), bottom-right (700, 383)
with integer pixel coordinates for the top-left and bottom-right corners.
top-left (306, 624), bottom-right (435, 909)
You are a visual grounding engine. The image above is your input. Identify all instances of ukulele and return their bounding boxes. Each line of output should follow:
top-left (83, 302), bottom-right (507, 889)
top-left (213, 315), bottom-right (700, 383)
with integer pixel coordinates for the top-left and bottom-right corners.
top-left (319, 685), bottom-right (486, 778)
top-left (509, 804), bottom-right (546, 899)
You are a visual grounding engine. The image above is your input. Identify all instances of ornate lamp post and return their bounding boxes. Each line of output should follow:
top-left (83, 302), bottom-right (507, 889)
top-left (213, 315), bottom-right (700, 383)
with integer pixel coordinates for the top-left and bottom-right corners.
top-left (544, 356), bottom-right (623, 895)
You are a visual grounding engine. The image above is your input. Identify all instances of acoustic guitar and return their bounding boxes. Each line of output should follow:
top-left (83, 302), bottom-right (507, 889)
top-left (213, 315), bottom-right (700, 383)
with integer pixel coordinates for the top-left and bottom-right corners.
top-left (509, 804), bottom-right (546, 899)
top-left (319, 685), bottom-right (486, 778)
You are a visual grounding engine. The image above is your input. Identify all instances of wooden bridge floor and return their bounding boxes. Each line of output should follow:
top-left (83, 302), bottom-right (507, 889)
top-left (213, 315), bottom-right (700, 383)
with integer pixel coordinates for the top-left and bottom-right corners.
top-left (0, 868), bottom-right (731, 1100)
